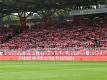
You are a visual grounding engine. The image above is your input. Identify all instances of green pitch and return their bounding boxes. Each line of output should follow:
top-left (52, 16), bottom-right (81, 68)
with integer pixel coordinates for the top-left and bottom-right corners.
top-left (0, 61), bottom-right (107, 80)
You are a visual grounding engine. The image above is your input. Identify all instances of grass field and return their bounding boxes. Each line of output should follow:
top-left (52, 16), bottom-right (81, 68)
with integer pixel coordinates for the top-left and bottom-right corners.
top-left (0, 61), bottom-right (107, 80)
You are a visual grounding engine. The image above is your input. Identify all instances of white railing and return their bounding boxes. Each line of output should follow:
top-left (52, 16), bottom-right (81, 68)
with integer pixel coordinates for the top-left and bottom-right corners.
top-left (70, 8), bottom-right (107, 15)
top-left (0, 47), bottom-right (107, 56)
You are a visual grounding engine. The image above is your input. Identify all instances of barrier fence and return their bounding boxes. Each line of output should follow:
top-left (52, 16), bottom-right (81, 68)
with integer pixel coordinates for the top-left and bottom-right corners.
top-left (0, 48), bottom-right (107, 61)
top-left (1, 56), bottom-right (107, 61)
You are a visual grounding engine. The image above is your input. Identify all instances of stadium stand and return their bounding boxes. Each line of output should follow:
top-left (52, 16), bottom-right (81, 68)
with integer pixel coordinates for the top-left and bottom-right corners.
top-left (1, 17), bottom-right (107, 50)
top-left (1, 0), bottom-right (107, 61)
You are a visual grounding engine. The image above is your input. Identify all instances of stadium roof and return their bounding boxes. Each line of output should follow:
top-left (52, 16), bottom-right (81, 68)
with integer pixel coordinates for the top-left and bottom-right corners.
top-left (0, 0), bottom-right (105, 14)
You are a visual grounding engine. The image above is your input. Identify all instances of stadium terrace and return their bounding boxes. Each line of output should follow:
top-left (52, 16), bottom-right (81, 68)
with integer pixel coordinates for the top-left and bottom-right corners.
top-left (0, 0), bottom-right (107, 61)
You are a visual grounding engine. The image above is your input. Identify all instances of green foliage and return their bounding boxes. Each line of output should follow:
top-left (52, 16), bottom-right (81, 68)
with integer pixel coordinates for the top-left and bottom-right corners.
top-left (56, 8), bottom-right (71, 17)
top-left (3, 16), bottom-right (8, 22)
top-left (3, 15), bottom-right (19, 22)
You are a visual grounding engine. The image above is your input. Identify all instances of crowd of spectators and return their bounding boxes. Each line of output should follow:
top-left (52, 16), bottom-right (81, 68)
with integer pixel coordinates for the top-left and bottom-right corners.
top-left (0, 17), bottom-right (107, 50)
